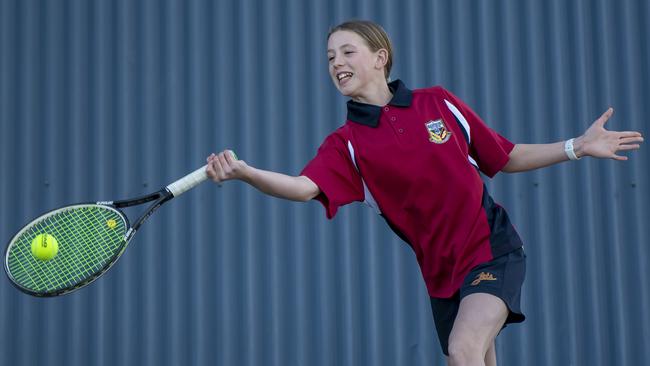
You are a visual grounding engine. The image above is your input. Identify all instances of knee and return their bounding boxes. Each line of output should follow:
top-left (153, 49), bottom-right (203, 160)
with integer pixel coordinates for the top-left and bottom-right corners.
top-left (447, 337), bottom-right (484, 366)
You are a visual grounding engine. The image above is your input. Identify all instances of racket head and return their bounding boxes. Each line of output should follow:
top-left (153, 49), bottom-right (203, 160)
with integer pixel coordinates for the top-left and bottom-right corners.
top-left (4, 204), bottom-right (130, 297)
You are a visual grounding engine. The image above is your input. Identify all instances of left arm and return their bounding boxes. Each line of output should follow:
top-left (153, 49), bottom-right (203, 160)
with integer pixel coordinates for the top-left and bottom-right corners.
top-left (502, 108), bottom-right (644, 173)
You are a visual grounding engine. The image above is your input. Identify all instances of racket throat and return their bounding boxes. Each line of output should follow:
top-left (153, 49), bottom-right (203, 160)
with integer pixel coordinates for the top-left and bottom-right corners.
top-left (124, 228), bottom-right (137, 242)
top-left (127, 194), bottom-right (172, 242)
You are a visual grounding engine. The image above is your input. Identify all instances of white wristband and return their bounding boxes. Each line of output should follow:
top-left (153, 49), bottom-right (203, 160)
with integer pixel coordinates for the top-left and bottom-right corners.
top-left (564, 138), bottom-right (580, 161)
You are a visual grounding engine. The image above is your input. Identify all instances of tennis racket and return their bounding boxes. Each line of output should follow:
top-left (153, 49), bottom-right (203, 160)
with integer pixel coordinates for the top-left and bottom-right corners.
top-left (4, 155), bottom-right (232, 297)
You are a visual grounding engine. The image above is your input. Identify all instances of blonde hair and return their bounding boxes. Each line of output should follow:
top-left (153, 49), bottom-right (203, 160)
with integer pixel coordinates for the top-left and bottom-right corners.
top-left (328, 20), bottom-right (393, 79)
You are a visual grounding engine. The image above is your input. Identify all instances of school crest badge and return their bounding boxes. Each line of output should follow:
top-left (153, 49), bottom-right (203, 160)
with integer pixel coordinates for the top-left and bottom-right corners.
top-left (425, 119), bottom-right (451, 144)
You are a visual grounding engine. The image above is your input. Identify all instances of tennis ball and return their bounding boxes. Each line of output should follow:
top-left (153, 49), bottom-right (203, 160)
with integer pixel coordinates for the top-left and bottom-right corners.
top-left (106, 219), bottom-right (117, 229)
top-left (31, 234), bottom-right (59, 261)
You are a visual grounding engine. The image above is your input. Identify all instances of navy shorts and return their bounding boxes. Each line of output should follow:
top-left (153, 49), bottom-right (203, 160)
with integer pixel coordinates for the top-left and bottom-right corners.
top-left (429, 247), bottom-right (526, 356)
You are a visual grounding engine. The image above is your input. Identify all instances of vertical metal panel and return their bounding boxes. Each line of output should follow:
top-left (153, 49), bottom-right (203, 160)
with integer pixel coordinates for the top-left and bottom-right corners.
top-left (1, 0), bottom-right (648, 365)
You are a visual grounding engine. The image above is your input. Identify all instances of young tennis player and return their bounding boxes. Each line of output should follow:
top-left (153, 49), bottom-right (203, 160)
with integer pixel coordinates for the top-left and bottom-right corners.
top-left (205, 20), bottom-right (643, 366)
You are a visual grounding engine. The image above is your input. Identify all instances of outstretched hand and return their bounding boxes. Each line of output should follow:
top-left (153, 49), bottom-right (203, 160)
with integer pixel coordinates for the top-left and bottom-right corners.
top-left (575, 108), bottom-right (643, 160)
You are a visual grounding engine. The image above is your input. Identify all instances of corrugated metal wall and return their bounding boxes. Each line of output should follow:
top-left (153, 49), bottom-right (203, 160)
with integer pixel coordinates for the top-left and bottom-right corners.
top-left (1, 0), bottom-right (648, 365)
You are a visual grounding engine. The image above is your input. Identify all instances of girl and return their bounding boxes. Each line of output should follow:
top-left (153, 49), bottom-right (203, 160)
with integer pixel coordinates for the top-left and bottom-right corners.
top-left (205, 20), bottom-right (643, 366)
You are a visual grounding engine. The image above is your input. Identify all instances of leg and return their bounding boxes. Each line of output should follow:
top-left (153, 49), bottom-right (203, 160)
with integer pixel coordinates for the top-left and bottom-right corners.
top-left (446, 293), bottom-right (508, 366)
top-left (444, 339), bottom-right (495, 366)
top-left (484, 341), bottom-right (496, 366)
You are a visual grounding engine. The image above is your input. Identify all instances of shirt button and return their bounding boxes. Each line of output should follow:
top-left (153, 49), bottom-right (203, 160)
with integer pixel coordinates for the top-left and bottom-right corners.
top-left (398, 128), bottom-right (404, 133)
top-left (390, 116), bottom-right (396, 121)
top-left (384, 107), bottom-right (390, 112)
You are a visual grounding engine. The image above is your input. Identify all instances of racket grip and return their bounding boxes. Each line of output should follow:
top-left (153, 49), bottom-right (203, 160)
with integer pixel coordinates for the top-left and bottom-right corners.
top-left (166, 165), bottom-right (208, 197)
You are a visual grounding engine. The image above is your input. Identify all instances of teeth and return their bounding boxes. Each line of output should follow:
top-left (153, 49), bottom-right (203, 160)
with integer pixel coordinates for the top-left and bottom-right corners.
top-left (337, 72), bottom-right (353, 81)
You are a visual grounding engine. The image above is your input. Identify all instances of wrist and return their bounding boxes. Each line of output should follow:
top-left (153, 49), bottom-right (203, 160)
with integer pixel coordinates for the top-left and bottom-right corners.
top-left (572, 136), bottom-right (586, 159)
top-left (241, 165), bottom-right (255, 184)
top-left (564, 137), bottom-right (582, 160)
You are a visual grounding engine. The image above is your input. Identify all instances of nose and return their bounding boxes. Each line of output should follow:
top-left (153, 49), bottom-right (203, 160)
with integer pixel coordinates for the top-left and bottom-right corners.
top-left (331, 54), bottom-right (344, 68)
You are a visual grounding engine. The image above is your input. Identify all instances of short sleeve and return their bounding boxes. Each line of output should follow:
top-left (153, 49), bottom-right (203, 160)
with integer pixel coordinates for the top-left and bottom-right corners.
top-left (300, 131), bottom-right (364, 219)
top-left (442, 88), bottom-right (515, 177)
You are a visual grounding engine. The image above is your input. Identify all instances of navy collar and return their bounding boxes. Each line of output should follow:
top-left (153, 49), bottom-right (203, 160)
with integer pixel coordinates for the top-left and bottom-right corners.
top-left (346, 79), bottom-right (413, 127)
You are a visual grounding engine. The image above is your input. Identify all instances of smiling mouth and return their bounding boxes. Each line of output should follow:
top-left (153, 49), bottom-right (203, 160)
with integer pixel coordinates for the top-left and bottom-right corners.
top-left (337, 72), bottom-right (353, 83)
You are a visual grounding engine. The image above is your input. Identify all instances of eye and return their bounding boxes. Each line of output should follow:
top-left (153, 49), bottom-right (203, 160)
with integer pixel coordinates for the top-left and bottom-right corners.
top-left (344, 51), bottom-right (355, 55)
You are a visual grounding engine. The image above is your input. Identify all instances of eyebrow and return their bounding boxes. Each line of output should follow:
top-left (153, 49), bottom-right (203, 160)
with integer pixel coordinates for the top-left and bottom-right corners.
top-left (327, 43), bottom-right (357, 53)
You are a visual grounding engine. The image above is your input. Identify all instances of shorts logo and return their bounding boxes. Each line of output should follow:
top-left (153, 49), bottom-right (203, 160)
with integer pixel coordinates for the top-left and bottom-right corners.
top-left (471, 272), bottom-right (497, 286)
top-left (425, 119), bottom-right (451, 144)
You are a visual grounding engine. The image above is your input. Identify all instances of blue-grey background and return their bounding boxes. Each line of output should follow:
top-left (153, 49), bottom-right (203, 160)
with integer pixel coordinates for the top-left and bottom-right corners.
top-left (1, 0), bottom-right (648, 365)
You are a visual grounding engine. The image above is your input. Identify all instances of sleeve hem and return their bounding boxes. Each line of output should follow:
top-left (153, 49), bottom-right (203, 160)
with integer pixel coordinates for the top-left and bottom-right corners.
top-left (301, 172), bottom-right (339, 219)
top-left (481, 140), bottom-right (515, 178)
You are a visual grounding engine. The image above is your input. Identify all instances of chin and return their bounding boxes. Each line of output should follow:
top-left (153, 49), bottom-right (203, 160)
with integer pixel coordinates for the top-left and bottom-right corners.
top-left (331, 78), bottom-right (353, 96)
top-left (336, 84), bottom-right (356, 98)
top-left (339, 89), bottom-right (354, 97)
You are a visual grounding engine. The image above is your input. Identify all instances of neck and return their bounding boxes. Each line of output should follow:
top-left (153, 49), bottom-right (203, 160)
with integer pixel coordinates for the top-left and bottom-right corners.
top-left (352, 79), bottom-right (392, 106)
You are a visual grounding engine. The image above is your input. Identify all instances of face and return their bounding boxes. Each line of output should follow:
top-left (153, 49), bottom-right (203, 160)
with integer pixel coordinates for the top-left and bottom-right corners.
top-left (327, 30), bottom-right (387, 100)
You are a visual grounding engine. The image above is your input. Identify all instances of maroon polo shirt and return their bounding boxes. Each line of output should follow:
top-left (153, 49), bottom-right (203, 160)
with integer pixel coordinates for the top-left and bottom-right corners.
top-left (301, 80), bottom-right (523, 298)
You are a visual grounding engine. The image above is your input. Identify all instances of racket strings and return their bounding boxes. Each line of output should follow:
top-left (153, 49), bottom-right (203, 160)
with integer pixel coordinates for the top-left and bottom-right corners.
top-left (6, 205), bottom-right (127, 294)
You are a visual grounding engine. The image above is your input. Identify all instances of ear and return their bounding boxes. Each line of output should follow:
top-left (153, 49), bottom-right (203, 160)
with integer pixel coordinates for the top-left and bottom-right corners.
top-left (374, 49), bottom-right (388, 70)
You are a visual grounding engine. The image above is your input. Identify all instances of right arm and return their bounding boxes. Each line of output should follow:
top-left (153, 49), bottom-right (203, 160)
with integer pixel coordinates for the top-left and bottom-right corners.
top-left (206, 150), bottom-right (320, 202)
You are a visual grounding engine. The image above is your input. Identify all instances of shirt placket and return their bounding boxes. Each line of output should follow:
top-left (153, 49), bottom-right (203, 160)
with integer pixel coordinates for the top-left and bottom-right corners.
top-left (383, 106), bottom-right (407, 144)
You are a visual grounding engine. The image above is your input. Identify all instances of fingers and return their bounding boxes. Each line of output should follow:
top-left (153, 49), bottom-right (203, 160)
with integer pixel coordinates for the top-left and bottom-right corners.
top-left (205, 154), bottom-right (219, 183)
top-left (617, 144), bottom-right (641, 151)
top-left (224, 149), bottom-right (236, 164)
top-left (612, 134), bottom-right (642, 160)
top-left (205, 149), bottom-right (242, 184)
top-left (618, 135), bottom-right (644, 145)
top-left (206, 151), bottom-right (228, 183)
top-left (617, 132), bottom-right (644, 140)
top-left (217, 151), bottom-right (233, 172)
top-left (616, 135), bottom-right (644, 156)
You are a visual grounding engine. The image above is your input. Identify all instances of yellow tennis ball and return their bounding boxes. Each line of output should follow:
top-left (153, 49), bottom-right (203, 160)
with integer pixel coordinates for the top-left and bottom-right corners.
top-left (106, 219), bottom-right (117, 229)
top-left (31, 234), bottom-right (59, 261)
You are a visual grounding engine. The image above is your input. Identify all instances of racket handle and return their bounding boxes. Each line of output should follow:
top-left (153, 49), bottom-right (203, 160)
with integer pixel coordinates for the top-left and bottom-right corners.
top-left (166, 165), bottom-right (208, 197)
